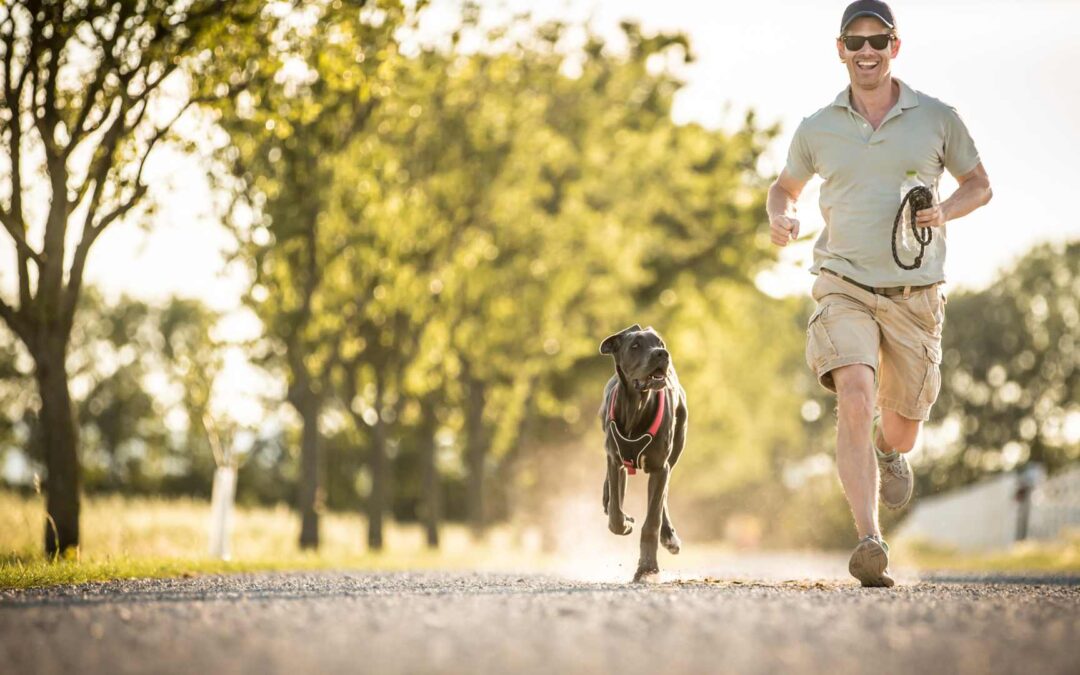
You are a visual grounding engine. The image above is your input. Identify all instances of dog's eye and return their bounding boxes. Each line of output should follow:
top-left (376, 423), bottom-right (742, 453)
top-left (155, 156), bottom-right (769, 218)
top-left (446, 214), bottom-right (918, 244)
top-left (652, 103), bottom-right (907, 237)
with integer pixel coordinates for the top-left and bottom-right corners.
top-left (630, 342), bottom-right (639, 350)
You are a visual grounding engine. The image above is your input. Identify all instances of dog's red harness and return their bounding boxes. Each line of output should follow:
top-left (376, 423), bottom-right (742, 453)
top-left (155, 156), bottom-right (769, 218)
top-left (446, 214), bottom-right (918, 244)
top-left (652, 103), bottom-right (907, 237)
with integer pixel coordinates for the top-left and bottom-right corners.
top-left (607, 388), bottom-right (665, 475)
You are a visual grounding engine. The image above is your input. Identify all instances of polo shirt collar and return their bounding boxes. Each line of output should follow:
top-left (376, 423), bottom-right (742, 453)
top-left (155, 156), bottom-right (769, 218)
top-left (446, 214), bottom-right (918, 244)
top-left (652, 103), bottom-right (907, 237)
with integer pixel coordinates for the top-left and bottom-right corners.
top-left (832, 78), bottom-right (920, 112)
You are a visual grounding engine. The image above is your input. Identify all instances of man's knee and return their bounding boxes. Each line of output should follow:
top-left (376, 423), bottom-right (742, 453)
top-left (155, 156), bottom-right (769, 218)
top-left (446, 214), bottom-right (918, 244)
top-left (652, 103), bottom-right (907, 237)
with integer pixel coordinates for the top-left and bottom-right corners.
top-left (832, 365), bottom-right (875, 420)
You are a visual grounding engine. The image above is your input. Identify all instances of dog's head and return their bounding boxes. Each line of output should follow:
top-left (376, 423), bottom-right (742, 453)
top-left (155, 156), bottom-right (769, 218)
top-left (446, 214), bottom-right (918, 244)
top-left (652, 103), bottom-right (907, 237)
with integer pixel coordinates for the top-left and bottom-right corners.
top-left (599, 324), bottom-right (672, 392)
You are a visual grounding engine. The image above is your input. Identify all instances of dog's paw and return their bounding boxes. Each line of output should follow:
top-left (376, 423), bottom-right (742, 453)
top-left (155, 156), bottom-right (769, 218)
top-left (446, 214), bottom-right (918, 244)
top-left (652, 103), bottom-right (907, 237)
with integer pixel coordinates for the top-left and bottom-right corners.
top-left (632, 565), bottom-right (661, 583)
top-left (661, 530), bottom-right (681, 555)
top-left (608, 519), bottom-right (634, 536)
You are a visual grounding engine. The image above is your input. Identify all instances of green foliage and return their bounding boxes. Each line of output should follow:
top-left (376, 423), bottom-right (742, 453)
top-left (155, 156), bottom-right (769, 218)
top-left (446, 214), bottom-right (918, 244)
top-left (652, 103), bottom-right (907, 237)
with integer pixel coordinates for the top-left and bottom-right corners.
top-left (298, 9), bottom-right (794, 534)
top-left (213, 0), bottom-right (408, 389)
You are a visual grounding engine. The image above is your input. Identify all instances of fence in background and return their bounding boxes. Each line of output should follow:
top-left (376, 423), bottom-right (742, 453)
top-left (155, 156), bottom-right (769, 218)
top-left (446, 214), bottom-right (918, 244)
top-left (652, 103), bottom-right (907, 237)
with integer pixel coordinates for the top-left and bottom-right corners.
top-left (1029, 464), bottom-right (1080, 541)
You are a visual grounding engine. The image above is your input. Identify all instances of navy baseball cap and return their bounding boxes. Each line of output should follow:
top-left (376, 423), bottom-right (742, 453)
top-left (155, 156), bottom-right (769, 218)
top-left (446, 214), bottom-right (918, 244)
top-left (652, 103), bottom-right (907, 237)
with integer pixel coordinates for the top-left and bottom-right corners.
top-left (840, 0), bottom-right (896, 33)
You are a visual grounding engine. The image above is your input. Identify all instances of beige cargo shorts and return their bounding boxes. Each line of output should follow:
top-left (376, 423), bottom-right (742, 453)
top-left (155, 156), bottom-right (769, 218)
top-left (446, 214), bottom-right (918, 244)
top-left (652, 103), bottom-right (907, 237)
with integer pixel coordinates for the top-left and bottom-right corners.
top-left (805, 270), bottom-right (945, 421)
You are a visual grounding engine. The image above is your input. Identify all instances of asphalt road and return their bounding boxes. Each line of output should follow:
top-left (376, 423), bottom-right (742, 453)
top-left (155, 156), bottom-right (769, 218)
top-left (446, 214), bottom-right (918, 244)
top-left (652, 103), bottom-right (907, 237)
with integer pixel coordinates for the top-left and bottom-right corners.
top-left (3, 564), bottom-right (1079, 675)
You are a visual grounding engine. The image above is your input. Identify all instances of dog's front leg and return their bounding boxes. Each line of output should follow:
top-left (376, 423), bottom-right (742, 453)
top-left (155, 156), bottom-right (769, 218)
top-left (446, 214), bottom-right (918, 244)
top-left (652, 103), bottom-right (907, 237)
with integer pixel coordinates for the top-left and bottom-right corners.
top-left (634, 462), bottom-right (669, 582)
top-left (606, 456), bottom-right (633, 536)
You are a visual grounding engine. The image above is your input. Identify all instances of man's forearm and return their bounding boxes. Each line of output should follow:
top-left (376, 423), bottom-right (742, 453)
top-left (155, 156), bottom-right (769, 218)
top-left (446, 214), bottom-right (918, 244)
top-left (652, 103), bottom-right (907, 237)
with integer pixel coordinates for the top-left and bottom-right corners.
top-left (767, 182), bottom-right (798, 221)
top-left (941, 174), bottom-right (992, 223)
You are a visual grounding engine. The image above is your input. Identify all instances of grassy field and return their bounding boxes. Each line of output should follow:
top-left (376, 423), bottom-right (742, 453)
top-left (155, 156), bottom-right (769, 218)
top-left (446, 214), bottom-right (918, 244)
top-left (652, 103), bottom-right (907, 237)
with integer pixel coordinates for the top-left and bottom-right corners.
top-left (0, 490), bottom-right (550, 589)
top-left (893, 535), bottom-right (1080, 574)
top-left (3, 490), bottom-right (1078, 589)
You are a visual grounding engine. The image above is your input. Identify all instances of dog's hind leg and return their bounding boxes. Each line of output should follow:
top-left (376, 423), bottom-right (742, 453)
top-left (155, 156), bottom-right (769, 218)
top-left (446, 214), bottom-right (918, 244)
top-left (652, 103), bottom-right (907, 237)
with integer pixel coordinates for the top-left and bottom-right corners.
top-left (602, 477), bottom-right (609, 515)
top-left (660, 503), bottom-right (681, 554)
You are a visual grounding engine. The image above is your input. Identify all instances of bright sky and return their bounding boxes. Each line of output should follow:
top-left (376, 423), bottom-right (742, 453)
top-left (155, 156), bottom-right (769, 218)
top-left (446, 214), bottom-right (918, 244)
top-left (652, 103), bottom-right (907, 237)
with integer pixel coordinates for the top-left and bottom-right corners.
top-left (3, 0), bottom-right (1079, 424)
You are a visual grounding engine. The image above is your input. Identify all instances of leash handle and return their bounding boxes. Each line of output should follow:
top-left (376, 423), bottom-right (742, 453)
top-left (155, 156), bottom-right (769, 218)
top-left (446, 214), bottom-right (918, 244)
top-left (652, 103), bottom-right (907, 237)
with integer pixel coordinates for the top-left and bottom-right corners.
top-left (891, 185), bottom-right (935, 270)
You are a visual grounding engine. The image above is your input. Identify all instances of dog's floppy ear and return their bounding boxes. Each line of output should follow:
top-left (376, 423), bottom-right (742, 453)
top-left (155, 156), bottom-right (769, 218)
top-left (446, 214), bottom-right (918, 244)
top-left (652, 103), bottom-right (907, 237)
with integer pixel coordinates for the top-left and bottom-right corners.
top-left (599, 324), bottom-right (641, 355)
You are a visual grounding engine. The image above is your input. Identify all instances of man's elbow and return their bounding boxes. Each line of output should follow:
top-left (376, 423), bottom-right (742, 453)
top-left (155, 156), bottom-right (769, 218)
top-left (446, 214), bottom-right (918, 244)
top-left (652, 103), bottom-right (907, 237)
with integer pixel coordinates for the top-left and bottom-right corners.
top-left (981, 179), bottom-right (993, 206)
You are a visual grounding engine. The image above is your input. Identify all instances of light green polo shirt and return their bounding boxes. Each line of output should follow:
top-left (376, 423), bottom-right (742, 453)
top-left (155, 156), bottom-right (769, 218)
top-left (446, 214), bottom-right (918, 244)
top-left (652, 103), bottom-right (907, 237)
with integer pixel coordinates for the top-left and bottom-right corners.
top-left (785, 79), bottom-right (981, 287)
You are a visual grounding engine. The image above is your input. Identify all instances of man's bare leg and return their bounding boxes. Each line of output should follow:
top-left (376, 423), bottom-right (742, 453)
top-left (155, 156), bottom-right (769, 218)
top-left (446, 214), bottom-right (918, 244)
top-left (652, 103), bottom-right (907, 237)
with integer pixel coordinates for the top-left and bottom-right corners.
top-left (831, 364), bottom-right (879, 538)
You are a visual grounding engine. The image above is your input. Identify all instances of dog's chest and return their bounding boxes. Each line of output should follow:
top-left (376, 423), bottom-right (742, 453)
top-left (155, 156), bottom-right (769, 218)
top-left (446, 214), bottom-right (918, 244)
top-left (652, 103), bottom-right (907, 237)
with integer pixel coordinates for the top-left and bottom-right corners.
top-left (607, 388), bottom-right (670, 472)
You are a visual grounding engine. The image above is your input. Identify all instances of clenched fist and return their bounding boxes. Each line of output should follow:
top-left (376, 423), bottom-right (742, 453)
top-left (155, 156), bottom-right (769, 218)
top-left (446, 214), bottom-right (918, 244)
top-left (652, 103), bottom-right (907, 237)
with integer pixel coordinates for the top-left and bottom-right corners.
top-left (769, 215), bottom-right (800, 247)
top-left (915, 204), bottom-right (948, 228)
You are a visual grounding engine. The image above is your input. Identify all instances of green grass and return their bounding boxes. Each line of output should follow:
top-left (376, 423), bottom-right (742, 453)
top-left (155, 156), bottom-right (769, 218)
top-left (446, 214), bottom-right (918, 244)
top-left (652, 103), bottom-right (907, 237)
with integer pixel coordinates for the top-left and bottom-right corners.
top-left (5, 491), bottom-right (1079, 590)
top-left (0, 490), bottom-right (549, 590)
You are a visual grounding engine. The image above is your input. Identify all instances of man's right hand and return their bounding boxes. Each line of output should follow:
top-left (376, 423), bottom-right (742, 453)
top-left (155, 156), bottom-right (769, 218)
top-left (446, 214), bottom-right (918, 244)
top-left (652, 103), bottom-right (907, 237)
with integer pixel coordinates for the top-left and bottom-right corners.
top-left (769, 215), bottom-right (800, 247)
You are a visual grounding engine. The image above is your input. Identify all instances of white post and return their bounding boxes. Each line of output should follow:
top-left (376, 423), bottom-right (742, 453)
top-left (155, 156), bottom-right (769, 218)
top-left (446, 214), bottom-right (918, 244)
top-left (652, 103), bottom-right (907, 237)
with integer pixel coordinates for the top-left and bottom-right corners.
top-left (209, 465), bottom-right (237, 560)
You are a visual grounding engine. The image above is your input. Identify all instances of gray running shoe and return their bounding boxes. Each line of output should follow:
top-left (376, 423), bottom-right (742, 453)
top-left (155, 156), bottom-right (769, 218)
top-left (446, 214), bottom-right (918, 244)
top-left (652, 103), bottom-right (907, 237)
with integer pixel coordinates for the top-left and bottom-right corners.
top-left (879, 451), bottom-right (914, 509)
top-left (874, 416), bottom-right (914, 509)
top-left (848, 534), bottom-right (895, 588)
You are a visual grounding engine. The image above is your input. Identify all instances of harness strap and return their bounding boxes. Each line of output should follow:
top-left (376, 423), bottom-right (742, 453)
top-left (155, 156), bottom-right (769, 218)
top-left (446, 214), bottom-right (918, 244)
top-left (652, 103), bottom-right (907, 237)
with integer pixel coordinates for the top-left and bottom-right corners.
top-left (607, 388), bottom-right (666, 474)
top-left (648, 391), bottom-right (666, 436)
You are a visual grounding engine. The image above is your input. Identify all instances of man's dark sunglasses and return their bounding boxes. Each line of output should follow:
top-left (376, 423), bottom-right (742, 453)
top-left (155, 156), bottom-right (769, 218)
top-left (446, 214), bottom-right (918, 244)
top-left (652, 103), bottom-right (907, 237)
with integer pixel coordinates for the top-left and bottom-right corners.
top-left (840, 34), bottom-right (894, 51)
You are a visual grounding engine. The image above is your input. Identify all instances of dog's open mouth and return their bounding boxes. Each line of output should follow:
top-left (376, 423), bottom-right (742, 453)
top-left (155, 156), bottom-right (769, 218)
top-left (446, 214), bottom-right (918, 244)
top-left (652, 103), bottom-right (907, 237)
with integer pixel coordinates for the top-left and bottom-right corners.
top-left (645, 368), bottom-right (667, 388)
top-left (632, 367), bottom-right (669, 391)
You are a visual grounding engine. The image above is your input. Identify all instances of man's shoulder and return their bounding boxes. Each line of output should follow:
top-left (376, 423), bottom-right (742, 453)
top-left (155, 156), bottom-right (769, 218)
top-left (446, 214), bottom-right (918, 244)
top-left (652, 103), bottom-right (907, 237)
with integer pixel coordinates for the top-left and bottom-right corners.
top-left (905, 83), bottom-right (964, 119)
top-left (796, 98), bottom-right (847, 134)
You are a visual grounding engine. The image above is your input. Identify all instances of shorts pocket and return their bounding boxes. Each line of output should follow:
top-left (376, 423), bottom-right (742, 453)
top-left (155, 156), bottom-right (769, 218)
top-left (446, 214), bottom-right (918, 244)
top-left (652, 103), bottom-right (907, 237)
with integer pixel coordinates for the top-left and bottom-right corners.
top-left (924, 287), bottom-right (945, 325)
top-left (917, 340), bottom-right (943, 408)
top-left (910, 287), bottom-right (945, 333)
top-left (805, 304), bottom-right (837, 371)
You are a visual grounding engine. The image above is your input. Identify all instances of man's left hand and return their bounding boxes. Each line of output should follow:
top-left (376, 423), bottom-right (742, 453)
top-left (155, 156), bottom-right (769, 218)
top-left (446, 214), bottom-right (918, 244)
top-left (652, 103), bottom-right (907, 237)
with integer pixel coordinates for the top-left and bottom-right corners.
top-left (915, 204), bottom-right (949, 228)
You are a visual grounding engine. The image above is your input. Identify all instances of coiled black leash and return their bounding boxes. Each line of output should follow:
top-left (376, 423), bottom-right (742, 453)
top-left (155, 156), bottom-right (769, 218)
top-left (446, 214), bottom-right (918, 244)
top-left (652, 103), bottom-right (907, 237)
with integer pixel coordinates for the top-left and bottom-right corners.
top-left (891, 185), bottom-right (935, 270)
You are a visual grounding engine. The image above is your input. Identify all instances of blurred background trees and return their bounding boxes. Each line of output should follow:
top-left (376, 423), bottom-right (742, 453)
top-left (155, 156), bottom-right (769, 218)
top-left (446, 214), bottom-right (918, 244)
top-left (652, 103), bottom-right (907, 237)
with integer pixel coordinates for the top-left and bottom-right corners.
top-left (919, 241), bottom-right (1079, 492)
top-left (1, 1), bottom-right (1076, 556)
top-left (0, 0), bottom-right (266, 553)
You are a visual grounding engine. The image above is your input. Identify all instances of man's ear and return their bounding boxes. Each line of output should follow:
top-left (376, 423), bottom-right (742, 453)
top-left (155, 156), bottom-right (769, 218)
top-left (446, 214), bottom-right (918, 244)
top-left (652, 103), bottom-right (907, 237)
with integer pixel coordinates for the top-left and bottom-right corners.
top-left (599, 324), bottom-right (641, 355)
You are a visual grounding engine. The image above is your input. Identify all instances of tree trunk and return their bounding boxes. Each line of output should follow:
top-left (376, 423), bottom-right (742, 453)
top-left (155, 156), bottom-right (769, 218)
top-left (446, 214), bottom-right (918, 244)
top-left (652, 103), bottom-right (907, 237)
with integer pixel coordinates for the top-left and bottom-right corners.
top-left (368, 366), bottom-right (388, 550)
top-left (420, 401), bottom-right (441, 549)
top-left (34, 339), bottom-right (81, 555)
top-left (296, 388), bottom-right (322, 549)
top-left (464, 372), bottom-right (487, 539)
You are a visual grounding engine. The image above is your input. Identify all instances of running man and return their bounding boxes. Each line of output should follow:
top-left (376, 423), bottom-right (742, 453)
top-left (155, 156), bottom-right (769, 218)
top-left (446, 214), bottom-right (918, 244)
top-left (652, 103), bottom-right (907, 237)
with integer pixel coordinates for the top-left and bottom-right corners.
top-left (766, 0), bottom-right (992, 586)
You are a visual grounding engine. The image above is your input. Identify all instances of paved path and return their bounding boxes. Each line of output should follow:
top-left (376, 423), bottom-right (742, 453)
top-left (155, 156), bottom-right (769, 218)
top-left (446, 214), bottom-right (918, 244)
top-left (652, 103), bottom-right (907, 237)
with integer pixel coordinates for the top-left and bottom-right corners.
top-left (3, 565), bottom-right (1079, 674)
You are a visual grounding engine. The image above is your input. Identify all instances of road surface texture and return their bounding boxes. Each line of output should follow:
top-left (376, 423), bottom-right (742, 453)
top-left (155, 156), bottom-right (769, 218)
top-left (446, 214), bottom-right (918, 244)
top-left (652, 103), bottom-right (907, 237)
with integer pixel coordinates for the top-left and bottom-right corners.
top-left (3, 557), bottom-right (1078, 675)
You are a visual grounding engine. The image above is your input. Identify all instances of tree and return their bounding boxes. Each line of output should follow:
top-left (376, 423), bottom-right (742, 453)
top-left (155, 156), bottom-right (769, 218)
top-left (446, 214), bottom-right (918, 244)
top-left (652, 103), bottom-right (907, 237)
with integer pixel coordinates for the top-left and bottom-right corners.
top-left (212, 0), bottom-right (410, 548)
top-left (0, 0), bottom-right (262, 553)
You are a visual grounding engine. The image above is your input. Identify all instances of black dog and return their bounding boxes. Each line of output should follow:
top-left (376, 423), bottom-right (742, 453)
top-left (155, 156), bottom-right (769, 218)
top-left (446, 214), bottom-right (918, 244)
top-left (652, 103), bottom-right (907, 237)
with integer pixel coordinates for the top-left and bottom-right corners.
top-left (599, 324), bottom-right (688, 582)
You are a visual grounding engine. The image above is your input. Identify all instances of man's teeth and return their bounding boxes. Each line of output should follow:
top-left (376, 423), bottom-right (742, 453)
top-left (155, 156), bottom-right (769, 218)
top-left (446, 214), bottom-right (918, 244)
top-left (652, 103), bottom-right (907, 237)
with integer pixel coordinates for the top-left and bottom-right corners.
top-left (857, 61), bottom-right (878, 68)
